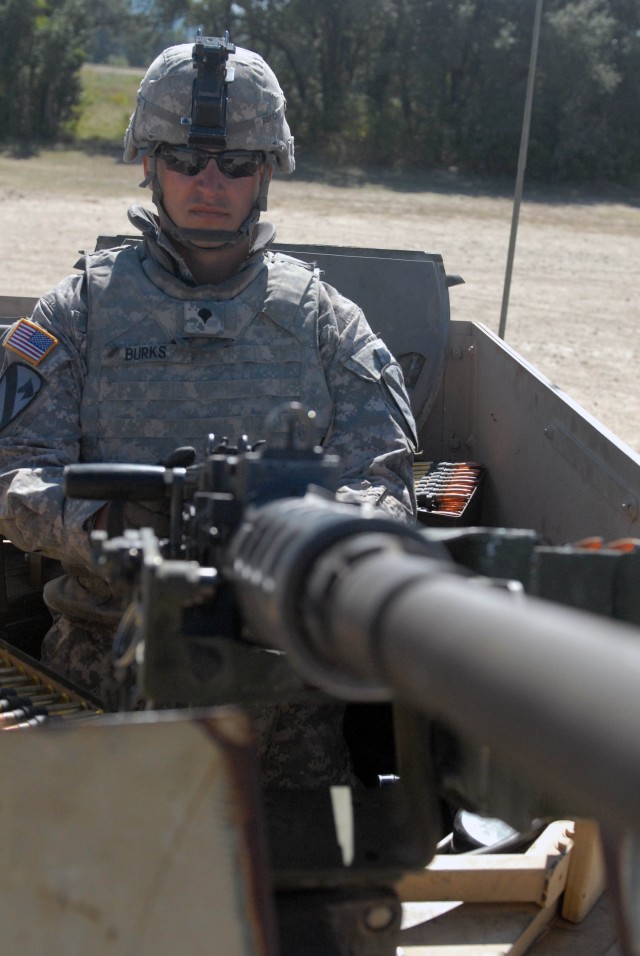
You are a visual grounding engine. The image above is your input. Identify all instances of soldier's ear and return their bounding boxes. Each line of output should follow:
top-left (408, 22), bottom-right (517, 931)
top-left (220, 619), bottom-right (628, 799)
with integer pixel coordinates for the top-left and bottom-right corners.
top-left (138, 152), bottom-right (156, 190)
top-left (256, 156), bottom-right (274, 211)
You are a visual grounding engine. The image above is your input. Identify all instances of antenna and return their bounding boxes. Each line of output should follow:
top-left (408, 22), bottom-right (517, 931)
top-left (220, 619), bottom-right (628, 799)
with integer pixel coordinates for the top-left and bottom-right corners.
top-left (498, 0), bottom-right (544, 340)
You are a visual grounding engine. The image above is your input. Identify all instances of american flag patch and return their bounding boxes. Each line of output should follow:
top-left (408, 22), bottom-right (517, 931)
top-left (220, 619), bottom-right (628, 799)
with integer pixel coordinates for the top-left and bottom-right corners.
top-left (4, 319), bottom-right (59, 365)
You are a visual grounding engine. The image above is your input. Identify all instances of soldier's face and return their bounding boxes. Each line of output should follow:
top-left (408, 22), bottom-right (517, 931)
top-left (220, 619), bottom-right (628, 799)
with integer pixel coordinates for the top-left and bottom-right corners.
top-left (145, 151), bottom-right (267, 239)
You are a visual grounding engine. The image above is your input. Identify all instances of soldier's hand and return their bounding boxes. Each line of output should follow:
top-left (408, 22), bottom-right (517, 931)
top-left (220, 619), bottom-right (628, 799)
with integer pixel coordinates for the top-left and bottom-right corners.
top-left (158, 446), bottom-right (196, 468)
top-left (121, 499), bottom-right (171, 538)
top-left (91, 499), bottom-right (171, 538)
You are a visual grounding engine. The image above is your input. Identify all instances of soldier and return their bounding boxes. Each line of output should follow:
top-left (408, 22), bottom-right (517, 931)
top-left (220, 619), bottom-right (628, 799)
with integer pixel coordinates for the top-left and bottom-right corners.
top-left (0, 35), bottom-right (417, 786)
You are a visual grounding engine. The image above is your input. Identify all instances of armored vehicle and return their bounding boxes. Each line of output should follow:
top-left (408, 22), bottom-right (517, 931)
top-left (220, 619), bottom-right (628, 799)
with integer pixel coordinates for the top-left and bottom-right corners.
top-left (0, 242), bottom-right (638, 956)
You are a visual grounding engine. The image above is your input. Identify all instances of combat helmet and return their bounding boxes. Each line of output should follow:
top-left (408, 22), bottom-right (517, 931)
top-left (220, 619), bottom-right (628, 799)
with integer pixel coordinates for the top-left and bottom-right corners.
top-left (123, 31), bottom-right (295, 248)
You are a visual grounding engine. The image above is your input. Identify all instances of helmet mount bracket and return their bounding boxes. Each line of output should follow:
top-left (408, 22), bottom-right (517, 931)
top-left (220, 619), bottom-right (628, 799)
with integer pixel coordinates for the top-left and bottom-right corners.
top-left (183, 30), bottom-right (236, 151)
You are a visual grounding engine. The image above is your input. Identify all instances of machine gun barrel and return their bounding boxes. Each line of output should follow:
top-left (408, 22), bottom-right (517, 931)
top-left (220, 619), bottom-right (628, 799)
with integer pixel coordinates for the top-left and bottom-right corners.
top-left (64, 452), bottom-right (640, 835)
top-left (226, 495), bottom-right (640, 835)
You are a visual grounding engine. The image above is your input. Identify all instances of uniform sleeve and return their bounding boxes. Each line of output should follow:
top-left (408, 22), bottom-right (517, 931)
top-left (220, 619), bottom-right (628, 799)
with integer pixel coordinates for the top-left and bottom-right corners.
top-left (317, 282), bottom-right (418, 524)
top-left (0, 276), bottom-right (102, 567)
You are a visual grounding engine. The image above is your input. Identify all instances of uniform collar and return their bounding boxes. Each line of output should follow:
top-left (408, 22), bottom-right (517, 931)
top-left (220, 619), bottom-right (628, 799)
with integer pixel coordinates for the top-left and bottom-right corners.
top-left (127, 204), bottom-right (276, 291)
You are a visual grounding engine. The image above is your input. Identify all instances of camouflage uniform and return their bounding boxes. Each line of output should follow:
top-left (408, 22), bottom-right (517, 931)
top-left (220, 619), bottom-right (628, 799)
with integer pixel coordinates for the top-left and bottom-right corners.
top-left (0, 38), bottom-right (417, 788)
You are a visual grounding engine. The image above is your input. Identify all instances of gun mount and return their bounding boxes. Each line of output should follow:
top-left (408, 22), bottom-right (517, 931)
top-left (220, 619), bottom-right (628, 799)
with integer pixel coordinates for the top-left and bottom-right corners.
top-left (60, 404), bottom-right (640, 954)
top-left (2, 244), bottom-right (639, 954)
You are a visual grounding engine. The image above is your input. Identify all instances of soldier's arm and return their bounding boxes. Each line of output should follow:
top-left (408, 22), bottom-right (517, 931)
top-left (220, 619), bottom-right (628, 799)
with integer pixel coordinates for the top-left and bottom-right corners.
top-left (317, 283), bottom-right (417, 524)
top-left (0, 277), bottom-right (101, 567)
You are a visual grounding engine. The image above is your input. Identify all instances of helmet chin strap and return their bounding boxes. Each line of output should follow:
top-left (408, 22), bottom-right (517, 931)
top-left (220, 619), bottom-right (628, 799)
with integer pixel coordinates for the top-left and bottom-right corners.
top-left (155, 194), bottom-right (259, 249)
top-left (145, 150), bottom-right (273, 251)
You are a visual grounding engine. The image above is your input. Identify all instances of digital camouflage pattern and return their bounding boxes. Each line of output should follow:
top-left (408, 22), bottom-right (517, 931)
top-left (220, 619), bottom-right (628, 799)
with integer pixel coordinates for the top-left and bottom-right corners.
top-left (0, 30), bottom-right (417, 787)
top-left (123, 43), bottom-right (295, 172)
top-left (0, 199), bottom-right (416, 789)
top-left (41, 617), bottom-right (356, 789)
top-left (250, 701), bottom-right (357, 789)
top-left (78, 238), bottom-right (335, 462)
top-left (0, 205), bottom-right (416, 582)
top-left (40, 616), bottom-right (120, 709)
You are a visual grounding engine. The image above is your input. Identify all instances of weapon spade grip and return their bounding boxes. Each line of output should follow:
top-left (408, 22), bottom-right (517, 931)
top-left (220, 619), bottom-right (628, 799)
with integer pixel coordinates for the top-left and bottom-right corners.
top-left (64, 463), bottom-right (168, 501)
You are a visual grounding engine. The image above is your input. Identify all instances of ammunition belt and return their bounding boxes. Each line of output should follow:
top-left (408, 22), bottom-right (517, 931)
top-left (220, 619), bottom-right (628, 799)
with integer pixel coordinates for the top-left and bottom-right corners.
top-left (0, 640), bottom-right (102, 730)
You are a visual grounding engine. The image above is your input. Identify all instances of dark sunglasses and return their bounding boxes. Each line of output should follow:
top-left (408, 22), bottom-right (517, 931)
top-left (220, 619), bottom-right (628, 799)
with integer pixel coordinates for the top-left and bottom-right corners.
top-left (159, 145), bottom-right (265, 179)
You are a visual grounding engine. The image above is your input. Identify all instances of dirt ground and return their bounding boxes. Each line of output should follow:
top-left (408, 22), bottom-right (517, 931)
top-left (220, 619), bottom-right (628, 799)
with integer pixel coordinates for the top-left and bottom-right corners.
top-left (0, 150), bottom-right (638, 452)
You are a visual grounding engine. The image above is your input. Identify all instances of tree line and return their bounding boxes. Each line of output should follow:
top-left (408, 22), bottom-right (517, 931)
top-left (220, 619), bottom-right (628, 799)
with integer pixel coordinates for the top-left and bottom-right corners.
top-left (1, 0), bottom-right (639, 185)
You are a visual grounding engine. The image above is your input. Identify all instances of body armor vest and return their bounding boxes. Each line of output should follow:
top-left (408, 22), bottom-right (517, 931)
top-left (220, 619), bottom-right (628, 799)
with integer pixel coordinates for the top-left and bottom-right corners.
top-left (80, 246), bottom-right (333, 463)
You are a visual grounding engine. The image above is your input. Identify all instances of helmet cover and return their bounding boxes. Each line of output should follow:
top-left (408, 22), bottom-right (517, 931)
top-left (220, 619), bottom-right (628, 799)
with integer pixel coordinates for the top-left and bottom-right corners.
top-left (123, 37), bottom-right (295, 173)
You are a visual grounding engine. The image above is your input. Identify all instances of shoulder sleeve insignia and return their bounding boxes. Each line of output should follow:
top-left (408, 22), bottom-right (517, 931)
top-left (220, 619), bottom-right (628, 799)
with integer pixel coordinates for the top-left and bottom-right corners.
top-left (4, 318), bottom-right (59, 366)
top-left (0, 363), bottom-right (44, 430)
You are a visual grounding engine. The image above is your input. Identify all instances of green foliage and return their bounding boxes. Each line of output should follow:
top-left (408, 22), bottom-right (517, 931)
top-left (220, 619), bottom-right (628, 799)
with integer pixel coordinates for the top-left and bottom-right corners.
top-left (70, 64), bottom-right (144, 150)
top-left (88, 0), bottom-right (188, 66)
top-left (533, 0), bottom-right (624, 181)
top-left (4, 0), bottom-right (639, 183)
top-left (0, 0), bottom-right (90, 145)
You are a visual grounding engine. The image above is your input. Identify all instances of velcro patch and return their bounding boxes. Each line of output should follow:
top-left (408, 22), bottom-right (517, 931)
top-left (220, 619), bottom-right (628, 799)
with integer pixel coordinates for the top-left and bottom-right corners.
top-left (4, 318), bottom-right (59, 366)
top-left (184, 303), bottom-right (224, 336)
top-left (103, 343), bottom-right (177, 364)
top-left (0, 363), bottom-right (44, 429)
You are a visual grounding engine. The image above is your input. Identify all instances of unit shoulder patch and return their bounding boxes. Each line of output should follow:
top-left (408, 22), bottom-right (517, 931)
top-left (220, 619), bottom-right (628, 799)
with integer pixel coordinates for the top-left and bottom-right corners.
top-left (4, 318), bottom-right (59, 366)
top-left (0, 363), bottom-right (44, 429)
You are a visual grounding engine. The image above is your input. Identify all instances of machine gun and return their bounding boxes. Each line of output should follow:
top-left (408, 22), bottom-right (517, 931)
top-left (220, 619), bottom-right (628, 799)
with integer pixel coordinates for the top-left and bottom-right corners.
top-left (64, 404), bottom-right (640, 956)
